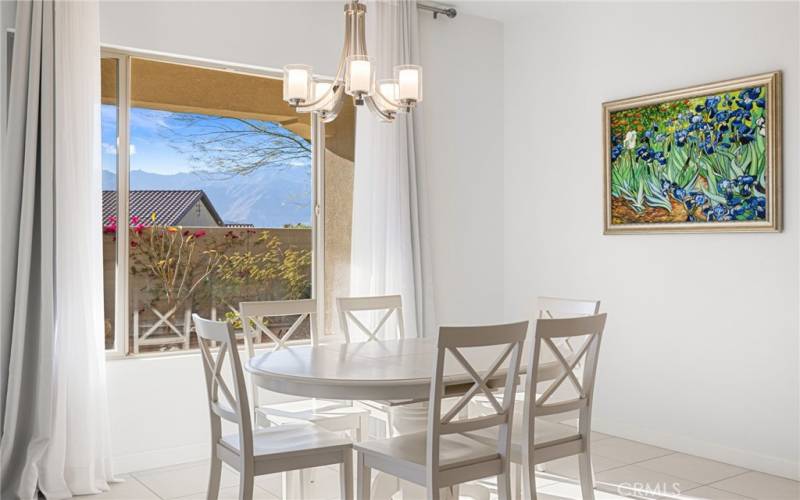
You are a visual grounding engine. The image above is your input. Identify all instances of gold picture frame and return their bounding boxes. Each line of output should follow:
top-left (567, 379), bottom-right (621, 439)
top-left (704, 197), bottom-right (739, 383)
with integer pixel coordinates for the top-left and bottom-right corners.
top-left (603, 71), bottom-right (782, 234)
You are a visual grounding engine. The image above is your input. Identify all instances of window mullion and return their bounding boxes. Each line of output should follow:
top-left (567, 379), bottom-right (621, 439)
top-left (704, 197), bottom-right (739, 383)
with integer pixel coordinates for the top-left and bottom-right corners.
top-left (311, 114), bottom-right (325, 345)
top-left (114, 53), bottom-right (131, 357)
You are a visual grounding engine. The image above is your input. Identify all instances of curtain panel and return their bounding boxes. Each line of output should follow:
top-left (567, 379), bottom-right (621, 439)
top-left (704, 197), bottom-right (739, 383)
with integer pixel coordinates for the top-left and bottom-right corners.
top-left (350, 0), bottom-right (436, 338)
top-left (0, 1), bottom-right (114, 498)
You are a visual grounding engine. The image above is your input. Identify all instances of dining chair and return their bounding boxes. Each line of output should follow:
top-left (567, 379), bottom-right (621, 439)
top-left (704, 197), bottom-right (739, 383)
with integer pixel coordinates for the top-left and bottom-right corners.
top-left (465, 313), bottom-right (607, 500)
top-left (538, 296), bottom-right (601, 319)
top-left (472, 296), bottom-right (601, 411)
top-left (354, 321), bottom-right (528, 500)
top-left (239, 299), bottom-right (366, 437)
top-left (534, 296), bottom-right (601, 435)
top-left (337, 295), bottom-right (405, 344)
top-left (192, 314), bottom-right (353, 500)
top-left (337, 294), bottom-right (413, 440)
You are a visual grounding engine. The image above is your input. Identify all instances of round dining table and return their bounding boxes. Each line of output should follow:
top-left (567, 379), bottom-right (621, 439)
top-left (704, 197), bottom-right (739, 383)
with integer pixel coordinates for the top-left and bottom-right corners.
top-left (246, 336), bottom-right (563, 403)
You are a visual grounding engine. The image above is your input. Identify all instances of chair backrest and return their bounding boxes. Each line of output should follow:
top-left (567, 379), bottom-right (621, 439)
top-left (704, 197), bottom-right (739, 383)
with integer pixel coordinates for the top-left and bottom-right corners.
top-left (239, 299), bottom-right (317, 415)
top-left (537, 296), bottom-right (601, 319)
top-left (193, 314), bottom-right (253, 459)
top-left (536, 297), bottom-right (601, 368)
top-left (240, 299), bottom-right (318, 358)
top-left (337, 295), bottom-right (405, 343)
top-left (427, 322), bottom-right (528, 482)
top-left (523, 314), bottom-right (607, 449)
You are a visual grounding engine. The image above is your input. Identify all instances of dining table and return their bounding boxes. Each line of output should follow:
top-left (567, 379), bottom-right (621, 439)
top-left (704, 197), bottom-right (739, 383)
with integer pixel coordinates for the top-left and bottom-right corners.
top-left (246, 336), bottom-right (564, 403)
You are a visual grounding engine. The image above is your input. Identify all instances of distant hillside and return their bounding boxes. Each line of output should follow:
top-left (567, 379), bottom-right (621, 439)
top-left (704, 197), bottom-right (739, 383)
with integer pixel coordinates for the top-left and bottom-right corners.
top-left (102, 166), bottom-right (311, 228)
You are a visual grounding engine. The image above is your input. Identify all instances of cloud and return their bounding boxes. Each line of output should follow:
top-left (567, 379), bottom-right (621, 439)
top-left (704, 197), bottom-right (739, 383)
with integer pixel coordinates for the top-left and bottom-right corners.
top-left (102, 143), bottom-right (137, 155)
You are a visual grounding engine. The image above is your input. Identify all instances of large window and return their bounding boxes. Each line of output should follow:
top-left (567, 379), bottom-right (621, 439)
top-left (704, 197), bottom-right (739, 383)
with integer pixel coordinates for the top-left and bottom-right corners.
top-left (102, 52), bottom-right (355, 356)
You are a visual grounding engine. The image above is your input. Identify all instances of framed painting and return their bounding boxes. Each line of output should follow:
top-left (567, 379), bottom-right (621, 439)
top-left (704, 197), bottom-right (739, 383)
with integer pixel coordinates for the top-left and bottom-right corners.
top-left (603, 71), bottom-right (782, 234)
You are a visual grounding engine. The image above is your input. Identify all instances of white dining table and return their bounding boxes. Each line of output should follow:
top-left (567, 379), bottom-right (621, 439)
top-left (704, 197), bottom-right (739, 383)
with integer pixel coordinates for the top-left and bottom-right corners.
top-left (246, 337), bottom-right (564, 403)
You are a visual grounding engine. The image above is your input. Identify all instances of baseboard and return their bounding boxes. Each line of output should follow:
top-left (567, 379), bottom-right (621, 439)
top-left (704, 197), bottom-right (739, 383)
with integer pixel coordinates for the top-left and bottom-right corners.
top-left (592, 418), bottom-right (799, 481)
top-left (113, 442), bottom-right (210, 475)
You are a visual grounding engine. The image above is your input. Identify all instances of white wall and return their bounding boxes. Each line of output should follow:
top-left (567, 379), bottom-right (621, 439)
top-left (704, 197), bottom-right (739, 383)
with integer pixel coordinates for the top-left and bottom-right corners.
top-left (100, 0), bottom-right (506, 472)
top-left (502, 1), bottom-right (799, 479)
top-left (419, 12), bottom-right (505, 325)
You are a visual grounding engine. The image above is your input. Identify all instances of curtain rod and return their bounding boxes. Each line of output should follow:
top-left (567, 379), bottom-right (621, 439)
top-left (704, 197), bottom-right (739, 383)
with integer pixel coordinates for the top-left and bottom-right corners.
top-left (417, 2), bottom-right (457, 19)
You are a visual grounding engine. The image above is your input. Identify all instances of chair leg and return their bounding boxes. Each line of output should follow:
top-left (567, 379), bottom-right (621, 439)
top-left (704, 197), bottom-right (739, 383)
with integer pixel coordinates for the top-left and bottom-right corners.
top-left (511, 463), bottom-right (522, 500)
top-left (578, 451), bottom-right (596, 500)
top-left (207, 454), bottom-right (222, 500)
top-left (357, 453), bottom-right (371, 500)
top-left (356, 414), bottom-right (368, 442)
top-left (239, 462), bottom-right (254, 500)
top-left (299, 469), bottom-right (307, 500)
top-left (385, 411), bottom-right (394, 438)
top-left (523, 461), bottom-right (537, 500)
top-left (497, 470), bottom-right (512, 500)
top-left (341, 450), bottom-right (353, 500)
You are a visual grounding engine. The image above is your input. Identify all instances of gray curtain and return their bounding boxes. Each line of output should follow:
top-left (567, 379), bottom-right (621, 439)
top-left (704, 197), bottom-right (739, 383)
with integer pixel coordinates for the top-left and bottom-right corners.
top-left (0, 1), bottom-right (58, 498)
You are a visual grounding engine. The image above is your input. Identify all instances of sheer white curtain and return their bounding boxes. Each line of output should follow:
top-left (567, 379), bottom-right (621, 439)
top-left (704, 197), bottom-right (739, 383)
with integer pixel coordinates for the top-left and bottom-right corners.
top-left (350, 0), bottom-right (435, 338)
top-left (1, 1), bottom-right (114, 498)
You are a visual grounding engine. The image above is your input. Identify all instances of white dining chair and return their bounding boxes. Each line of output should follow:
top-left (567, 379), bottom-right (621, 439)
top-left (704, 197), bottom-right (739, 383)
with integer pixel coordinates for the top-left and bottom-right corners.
top-left (465, 313), bottom-right (607, 500)
top-left (538, 296), bottom-right (601, 319)
top-left (239, 299), bottom-right (367, 437)
top-left (534, 296), bottom-right (601, 435)
top-left (192, 314), bottom-right (354, 500)
top-left (354, 321), bottom-right (528, 500)
top-left (337, 295), bottom-right (413, 439)
top-left (337, 295), bottom-right (405, 344)
top-left (472, 296), bottom-right (601, 411)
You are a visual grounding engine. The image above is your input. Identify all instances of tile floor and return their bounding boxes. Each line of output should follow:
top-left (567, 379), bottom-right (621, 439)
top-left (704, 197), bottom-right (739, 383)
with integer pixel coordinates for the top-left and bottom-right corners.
top-left (94, 427), bottom-right (798, 500)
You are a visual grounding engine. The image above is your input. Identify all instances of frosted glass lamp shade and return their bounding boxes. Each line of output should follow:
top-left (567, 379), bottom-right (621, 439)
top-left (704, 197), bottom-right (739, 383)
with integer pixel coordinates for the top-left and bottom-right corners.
top-left (314, 81), bottom-right (335, 112)
top-left (283, 64), bottom-right (312, 104)
top-left (377, 79), bottom-right (400, 112)
top-left (378, 80), bottom-right (399, 101)
top-left (394, 65), bottom-right (422, 103)
top-left (345, 56), bottom-right (375, 97)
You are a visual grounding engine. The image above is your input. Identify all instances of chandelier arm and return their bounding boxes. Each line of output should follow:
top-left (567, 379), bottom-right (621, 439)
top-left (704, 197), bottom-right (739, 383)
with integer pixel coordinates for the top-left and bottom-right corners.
top-left (357, 7), bottom-right (368, 57)
top-left (296, 9), bottom-right (351, 113)
top-left (374, 87), bottom-right (400, 112)
top-left (320, 86), bottom-right (347, 123)
top-left (364, 95), bottom-right (395, 122)
top-left (296, 74), bottom-right (344, 113)
top-left (334, 5), bottom-right (353, 84)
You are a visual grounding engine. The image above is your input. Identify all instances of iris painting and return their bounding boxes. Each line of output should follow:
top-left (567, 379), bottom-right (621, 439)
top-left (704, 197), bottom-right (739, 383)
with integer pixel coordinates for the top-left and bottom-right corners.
top-left (603, 73), bottom-right (781, 233)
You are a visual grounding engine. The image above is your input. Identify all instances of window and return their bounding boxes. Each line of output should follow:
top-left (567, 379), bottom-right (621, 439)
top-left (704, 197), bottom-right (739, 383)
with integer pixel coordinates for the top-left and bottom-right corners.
top-left (101, 51), bottom-right (355, 356)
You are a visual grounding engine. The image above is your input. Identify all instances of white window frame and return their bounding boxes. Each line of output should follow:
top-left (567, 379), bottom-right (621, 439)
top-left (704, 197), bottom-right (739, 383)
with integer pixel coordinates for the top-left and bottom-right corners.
top-left (102, 46), bottom-right (325, 359)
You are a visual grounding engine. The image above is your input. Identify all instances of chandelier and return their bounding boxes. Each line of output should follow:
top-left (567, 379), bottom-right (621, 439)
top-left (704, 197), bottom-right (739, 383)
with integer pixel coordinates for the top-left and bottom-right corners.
top-left (281, 0), bottom-right (423, 123)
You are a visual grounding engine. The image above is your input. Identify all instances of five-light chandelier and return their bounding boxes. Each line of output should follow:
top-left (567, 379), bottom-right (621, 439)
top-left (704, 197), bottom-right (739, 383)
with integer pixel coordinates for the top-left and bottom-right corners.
top-left (282, 0), bottom-right (423, 123)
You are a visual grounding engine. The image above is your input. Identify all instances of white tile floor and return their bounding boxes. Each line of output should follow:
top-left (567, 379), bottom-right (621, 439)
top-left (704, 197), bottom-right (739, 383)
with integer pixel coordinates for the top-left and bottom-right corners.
top-left (96, 428), bottom-right (799, 500)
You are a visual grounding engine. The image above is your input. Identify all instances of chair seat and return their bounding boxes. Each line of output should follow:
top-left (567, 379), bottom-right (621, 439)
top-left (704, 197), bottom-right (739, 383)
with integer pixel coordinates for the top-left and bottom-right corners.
top-left (354, 430), bottom-right (499, 473)
top-left (220, 423), bottom-right (352, 458)
top-left (465, 418), bottom-right (579, 461)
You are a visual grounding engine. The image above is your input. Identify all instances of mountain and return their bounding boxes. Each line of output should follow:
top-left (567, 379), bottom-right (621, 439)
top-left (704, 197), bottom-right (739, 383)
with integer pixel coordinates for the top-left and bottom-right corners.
top-left (102, 166), bottom-right (312, 228)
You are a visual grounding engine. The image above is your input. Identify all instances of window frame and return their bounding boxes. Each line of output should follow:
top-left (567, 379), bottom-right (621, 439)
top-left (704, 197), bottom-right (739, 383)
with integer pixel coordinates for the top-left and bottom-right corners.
top-left (101, 46), bottom-right (326, 359)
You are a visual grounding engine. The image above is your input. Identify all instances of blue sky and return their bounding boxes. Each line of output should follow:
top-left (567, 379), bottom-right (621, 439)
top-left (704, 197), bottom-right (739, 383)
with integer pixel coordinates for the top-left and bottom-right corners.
top-left (101, 105), bottom-right (314, 226)
top-left (101, 105), bottom-right (312, 176)
top-left (103, 105), bottom-right (217, 176)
